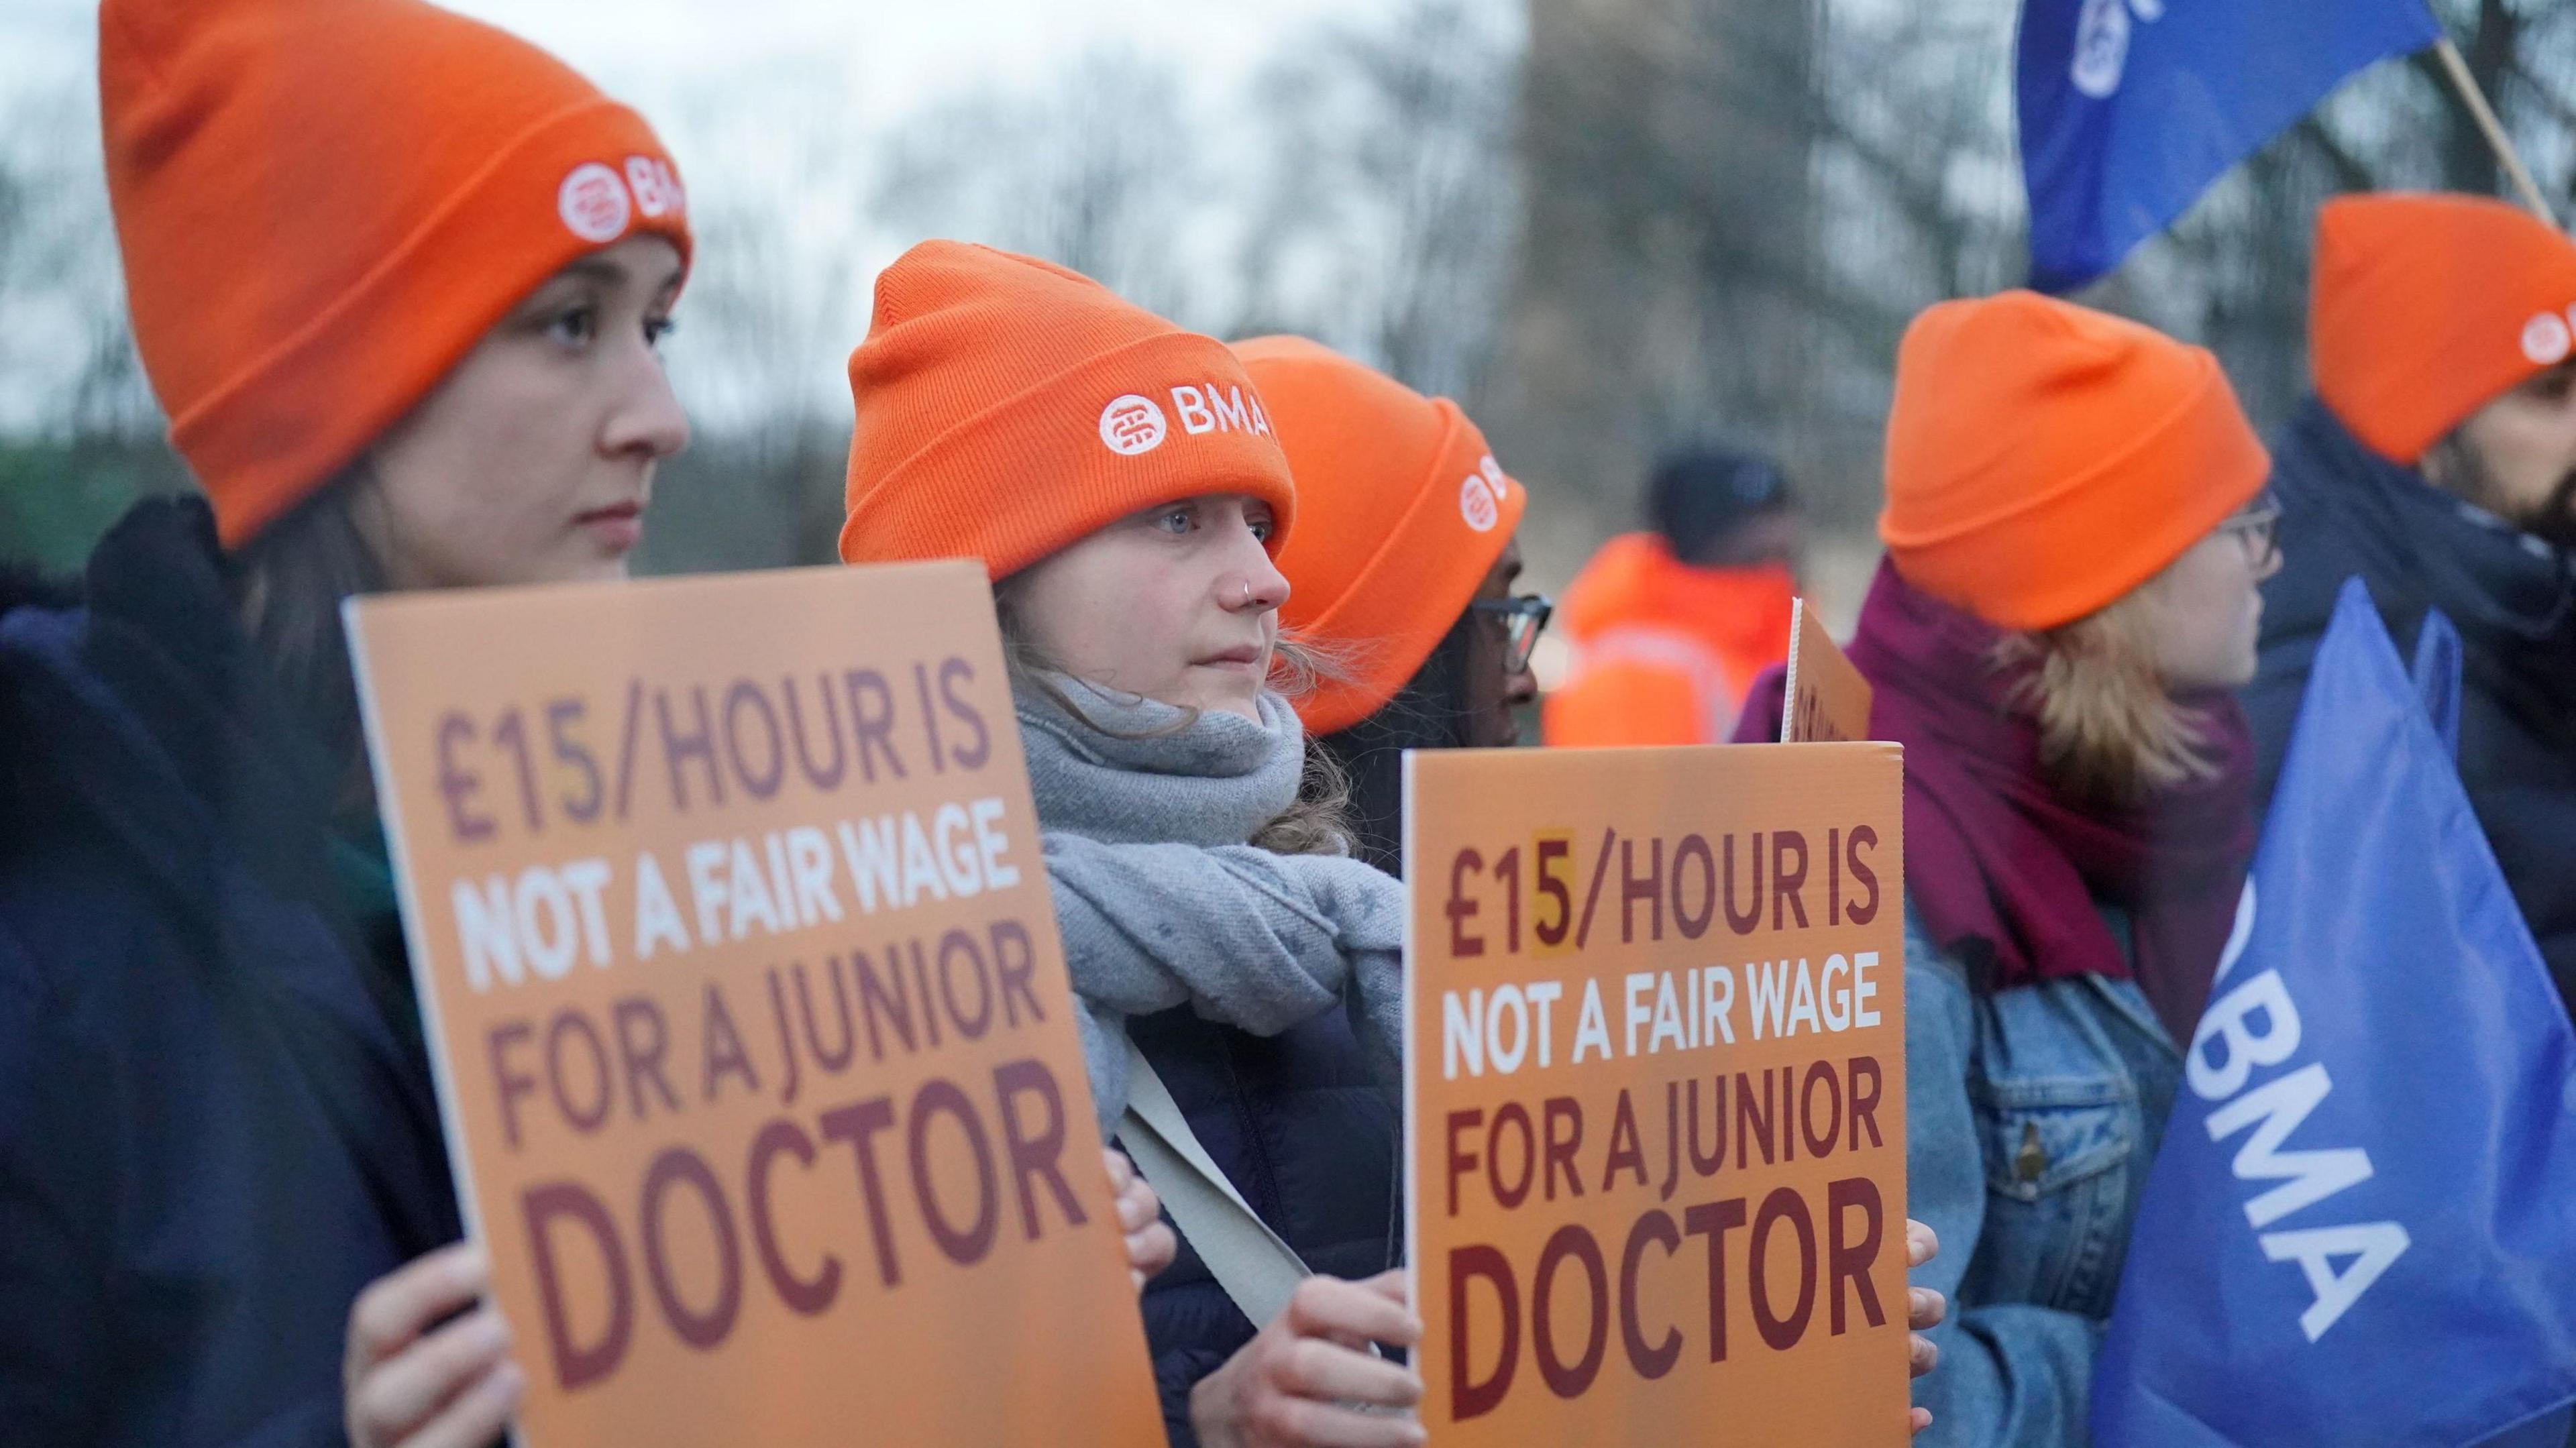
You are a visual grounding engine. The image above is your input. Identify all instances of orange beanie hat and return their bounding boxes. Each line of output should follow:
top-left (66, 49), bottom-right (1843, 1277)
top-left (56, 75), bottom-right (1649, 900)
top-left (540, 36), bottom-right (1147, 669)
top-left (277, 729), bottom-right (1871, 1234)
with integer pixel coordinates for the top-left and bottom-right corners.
top-left (2310, 192), bottom-right (2576, 465)
top-left (840, 243), bottom-right (1297, 578)
top-left (1240, 337), bottom-right (1527, 736)
top-left (1879, 291), bottom-right (2267, 632)
top-left (102, 0), bottom-right (691, 549)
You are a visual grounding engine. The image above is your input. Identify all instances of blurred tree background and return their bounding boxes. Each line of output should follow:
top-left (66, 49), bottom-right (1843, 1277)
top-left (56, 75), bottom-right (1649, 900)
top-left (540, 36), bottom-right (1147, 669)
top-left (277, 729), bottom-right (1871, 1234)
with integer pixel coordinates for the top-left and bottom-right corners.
top-left (5, 0), bottom-right (2576, 622)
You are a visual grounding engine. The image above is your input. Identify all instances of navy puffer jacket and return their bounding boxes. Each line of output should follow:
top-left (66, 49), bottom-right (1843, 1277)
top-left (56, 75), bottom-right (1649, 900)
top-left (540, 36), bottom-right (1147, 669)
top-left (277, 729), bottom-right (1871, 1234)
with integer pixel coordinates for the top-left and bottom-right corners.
top-left (0, 498), bottom-right (459, 1447)
top-left (1126, 997), bottom-right (1401, 1446)
top-left (2249, 399), bottom-right (2576, 1014)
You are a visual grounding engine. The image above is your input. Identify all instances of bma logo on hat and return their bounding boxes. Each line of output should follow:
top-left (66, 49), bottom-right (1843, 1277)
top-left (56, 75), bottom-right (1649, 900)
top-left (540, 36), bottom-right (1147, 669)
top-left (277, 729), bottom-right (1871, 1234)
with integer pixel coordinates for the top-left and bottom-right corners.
top-left (2522, 309), bottom-right (2576, 366)
top-left (1099, 394), bottom-right (1169, 455)
top-left (625, 156), bottom-right (686, 220)
top-left (557, 162), bottom-right (631, 244)
top-left (1459, 454), bottom-right (1507, 533)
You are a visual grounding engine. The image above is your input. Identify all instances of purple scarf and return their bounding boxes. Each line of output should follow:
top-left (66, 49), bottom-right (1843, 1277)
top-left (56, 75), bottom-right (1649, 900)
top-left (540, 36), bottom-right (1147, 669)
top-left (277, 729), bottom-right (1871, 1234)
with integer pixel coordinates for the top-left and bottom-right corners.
top-left (1737, 562), bottom-right (2256, 1042)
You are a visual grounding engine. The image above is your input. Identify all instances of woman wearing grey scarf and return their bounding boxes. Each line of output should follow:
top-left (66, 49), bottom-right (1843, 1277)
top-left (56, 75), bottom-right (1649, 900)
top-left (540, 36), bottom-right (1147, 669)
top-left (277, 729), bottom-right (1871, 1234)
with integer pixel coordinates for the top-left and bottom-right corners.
top-left (1018, 675), bottom-right (1404, 1133)
top-left (835, 240), bottom-right (1434, 1443)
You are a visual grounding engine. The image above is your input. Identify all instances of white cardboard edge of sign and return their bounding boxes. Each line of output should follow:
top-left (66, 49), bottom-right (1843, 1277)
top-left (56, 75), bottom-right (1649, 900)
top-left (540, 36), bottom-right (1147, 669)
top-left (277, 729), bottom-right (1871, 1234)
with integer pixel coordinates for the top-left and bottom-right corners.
top-left (1400, 747), bottom-right (1424, 1380)
top-left (1780, 596), bottom-right (1812, 742)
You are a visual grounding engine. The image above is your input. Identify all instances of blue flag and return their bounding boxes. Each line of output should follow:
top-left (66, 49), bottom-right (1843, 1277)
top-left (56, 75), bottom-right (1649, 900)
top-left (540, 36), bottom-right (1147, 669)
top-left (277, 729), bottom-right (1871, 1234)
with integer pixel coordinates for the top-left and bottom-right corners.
top-left (2092, 579), bottom-right (2576, 1447)
top-left (2019, 0), bottom-right (2443, 291)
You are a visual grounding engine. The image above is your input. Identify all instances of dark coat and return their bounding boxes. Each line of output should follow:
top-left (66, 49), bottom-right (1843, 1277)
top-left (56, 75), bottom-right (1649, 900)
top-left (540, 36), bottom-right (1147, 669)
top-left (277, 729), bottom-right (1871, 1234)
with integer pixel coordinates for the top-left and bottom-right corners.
top-left (0, 498), bottom-right (458, 1447)
top-left (2249, 399), bottom-right (2576, 1013)
top-left (1126, 999), bottom-right (1401, 1447)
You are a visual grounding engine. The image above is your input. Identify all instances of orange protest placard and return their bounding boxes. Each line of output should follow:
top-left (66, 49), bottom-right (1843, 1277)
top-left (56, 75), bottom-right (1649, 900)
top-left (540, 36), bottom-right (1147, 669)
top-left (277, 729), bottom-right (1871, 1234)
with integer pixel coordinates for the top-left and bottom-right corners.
top-left (347, 562), bottom-right (1161, 1447)
top-left (1782, 598), bottom-right (1876, 744)
top-left (1405, 743), bottom-right (1908, 1445)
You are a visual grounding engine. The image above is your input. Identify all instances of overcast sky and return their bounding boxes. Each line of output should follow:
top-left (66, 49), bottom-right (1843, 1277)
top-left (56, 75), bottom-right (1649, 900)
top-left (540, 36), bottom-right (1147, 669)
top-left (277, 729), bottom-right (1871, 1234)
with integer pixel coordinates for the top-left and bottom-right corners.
top-left (0, 0), bottom-right (1400, 221)
top-left (3, 0), bottom-right (1390, 123)
top-left (0, 0), bottom-right (1445, 431)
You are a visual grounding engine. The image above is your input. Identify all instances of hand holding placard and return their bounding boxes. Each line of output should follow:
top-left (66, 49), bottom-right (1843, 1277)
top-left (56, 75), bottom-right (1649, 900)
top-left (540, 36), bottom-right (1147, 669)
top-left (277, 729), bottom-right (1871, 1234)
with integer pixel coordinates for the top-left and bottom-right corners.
top-left (347, 561), bottom-right (1161, 1446)
top-left (1405, 743), bottom-right (1909, 1445)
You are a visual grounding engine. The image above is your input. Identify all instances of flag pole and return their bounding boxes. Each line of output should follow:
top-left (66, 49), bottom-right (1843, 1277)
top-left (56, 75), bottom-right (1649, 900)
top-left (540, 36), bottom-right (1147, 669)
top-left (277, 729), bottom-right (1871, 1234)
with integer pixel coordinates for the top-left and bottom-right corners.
top-left (2432, 37), bottom-right (2557, 225)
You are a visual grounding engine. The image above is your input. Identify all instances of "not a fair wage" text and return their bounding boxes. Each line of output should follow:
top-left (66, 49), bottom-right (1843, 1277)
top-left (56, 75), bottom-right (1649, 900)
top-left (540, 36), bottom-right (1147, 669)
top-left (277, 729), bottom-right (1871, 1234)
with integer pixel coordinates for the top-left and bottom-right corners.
top-left (1442, 954), bottom-right (1884, 1080)
top-left (447, 797), bottom-right (1023, 992)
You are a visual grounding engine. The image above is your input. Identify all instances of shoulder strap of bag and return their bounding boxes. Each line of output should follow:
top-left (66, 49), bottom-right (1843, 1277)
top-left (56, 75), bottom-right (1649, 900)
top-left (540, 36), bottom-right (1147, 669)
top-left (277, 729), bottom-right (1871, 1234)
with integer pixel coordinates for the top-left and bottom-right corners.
top-left (1118, 1032), bottom-right (1312, 1332)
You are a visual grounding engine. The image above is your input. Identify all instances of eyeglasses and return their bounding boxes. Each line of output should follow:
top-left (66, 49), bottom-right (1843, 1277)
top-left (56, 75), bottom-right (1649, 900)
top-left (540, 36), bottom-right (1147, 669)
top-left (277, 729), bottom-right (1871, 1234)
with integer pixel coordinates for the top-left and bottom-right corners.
top-left (2218, 494), bottom-right (2282, 572)
top-left (1468, 594), bottom-right (1554, 675)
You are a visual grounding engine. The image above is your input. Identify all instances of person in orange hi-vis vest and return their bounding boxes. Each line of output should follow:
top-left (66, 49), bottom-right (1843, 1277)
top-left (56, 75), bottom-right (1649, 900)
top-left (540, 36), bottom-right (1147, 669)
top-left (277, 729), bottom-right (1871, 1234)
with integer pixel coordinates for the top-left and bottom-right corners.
top-left (1544, 447), bottom-right (1801, 745)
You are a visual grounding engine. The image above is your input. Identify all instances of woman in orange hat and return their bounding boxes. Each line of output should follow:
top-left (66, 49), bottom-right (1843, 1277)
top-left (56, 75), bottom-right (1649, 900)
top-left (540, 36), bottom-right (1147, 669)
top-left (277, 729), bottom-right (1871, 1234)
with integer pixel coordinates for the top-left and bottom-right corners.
top-left (841, 246), bottom-right (1430, 1448)
top-left (1251, 336), bottom-right (1949, 1439)
top-left (0, 1), bottom-right (692, 1441)
top-left (0, 9), bottom-right (1179, 1448)
top-left (1737, 290), bottom-right (2280, 1445)
top-left (1042, 333), bottom-right (1544, 1448)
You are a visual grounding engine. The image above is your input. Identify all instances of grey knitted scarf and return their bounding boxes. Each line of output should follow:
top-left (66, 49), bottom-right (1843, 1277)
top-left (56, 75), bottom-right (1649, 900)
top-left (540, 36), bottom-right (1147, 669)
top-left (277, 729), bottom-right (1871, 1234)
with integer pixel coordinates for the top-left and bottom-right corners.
top-left (1016, 677), bottom-right (1404, 1130)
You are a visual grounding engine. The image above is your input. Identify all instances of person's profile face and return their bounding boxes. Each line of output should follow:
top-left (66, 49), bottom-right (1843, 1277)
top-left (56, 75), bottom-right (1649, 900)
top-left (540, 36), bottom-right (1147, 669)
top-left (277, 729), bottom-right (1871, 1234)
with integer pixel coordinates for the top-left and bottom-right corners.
top-left (1458, 536), bottom-right (1535, 746)
top-left (2141, 498), bottom-right (2281, 693)
top-left (2444, 359), bottom-right (2576, 548)
top-left (356, 234), bottom-right (690, 591)
top-left (1005, 494), bottom-right (1287, 722)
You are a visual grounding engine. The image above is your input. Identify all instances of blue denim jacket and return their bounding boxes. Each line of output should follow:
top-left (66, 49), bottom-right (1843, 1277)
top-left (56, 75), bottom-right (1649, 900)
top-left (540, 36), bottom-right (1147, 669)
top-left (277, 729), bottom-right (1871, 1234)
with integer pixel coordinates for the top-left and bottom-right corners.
top-left (1905, 907), bottom-right (2180, 1447)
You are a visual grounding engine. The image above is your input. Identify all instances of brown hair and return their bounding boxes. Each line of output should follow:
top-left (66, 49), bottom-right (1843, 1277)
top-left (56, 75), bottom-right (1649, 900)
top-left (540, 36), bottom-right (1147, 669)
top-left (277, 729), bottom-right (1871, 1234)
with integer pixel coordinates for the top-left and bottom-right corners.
top-left (227, 461), bottom-right (386, 816)
top-left (990, 578), bottom-right (1356, 856)
top-left (1995, 585), bottom-right (2221, 807)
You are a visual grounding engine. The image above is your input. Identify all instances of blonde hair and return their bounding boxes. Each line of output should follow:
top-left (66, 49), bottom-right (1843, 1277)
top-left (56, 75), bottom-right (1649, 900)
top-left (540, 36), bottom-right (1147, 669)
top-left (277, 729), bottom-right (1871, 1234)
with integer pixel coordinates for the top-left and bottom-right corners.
top-left (1994, 585), bottom-right (2222, 807)
top-left (990, 579), bottom-right (1357, 856)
